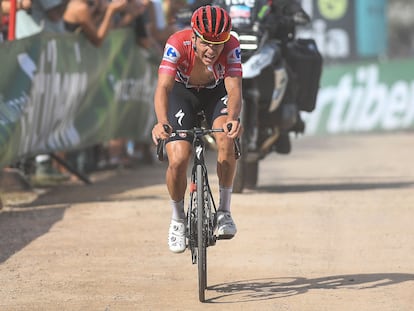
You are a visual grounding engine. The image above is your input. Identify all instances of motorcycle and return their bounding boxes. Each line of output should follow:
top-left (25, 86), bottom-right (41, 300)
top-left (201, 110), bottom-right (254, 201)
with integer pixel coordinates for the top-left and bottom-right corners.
top-left (213, 0), bottom-right (323, 193)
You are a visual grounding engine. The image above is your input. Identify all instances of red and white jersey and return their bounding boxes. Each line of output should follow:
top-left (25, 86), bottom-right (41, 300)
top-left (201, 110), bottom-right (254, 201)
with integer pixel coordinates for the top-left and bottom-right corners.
top-left (158, 29), bottom-right (242, 89)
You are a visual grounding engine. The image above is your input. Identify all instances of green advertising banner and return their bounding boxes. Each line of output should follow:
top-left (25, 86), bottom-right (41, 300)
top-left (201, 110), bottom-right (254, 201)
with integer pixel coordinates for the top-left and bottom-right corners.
top-left (0, 28), bottom-right (159, 168)
top-left (302, 59), bottom-right (414, 135)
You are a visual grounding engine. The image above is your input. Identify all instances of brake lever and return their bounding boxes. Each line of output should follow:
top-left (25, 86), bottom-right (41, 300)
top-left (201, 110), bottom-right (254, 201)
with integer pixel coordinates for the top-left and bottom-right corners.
top-left (156, 139), bottom-right (165, 161)
top-left (227, 123), bottom-right (241, 160)
top-left (156, 124), bottom-right (171, 162)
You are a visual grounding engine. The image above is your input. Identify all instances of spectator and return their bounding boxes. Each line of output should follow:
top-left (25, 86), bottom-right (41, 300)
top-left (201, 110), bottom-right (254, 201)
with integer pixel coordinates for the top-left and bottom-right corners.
top-left (114, 0), bottom-right (157, 166)
top-left (102, 0), bottom-right (159, 167)
top-left (28, 0), bottom-right (69, 183)
top-left (115, 0), bottom-right (166, 165)
top-left (0, 0), bottom-right (4, 41)
top-left (145, 0), bottom-right (177, 49)
top-left (62, 0), bottom-right (130, 173)
top-left (1, 0), bottom-right (37, 40)
top-left (1, 0), bottom-right (32, 13)
top-left (31, 0), bottom-right (68, 33)
top-left (114, 0), bottom-right (147, 28)
top-left (63, 0), bottom-right (127, 46)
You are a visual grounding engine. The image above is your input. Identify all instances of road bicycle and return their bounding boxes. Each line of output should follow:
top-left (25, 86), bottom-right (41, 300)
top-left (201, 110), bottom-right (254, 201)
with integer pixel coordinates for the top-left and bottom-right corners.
top-left (157, 120), bottom-right (240, 302)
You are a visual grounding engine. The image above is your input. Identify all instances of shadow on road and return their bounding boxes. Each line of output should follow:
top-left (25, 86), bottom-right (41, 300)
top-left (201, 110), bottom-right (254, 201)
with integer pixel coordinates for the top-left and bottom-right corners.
top-left (256, 179), bottom-right (414, 194)
top-left (206, 273), bottom-right (414, 303)
top-left (6, 164), bottom-right (167, 208)
top-left (0, 164), bottom-right (166, 263)
top-left (0, 204), bottom-right (69, 263)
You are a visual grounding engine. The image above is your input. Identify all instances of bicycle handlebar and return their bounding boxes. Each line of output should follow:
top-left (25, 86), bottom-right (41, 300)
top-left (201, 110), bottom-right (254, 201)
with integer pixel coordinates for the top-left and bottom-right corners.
top-left (156, 125), bottom-right (241, 161)
top-left (175, 128), bottom-right (225, 135)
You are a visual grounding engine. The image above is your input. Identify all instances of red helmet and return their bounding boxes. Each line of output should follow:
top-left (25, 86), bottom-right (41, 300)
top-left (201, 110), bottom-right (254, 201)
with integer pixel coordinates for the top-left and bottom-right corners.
top-left (191, 5), bottom-right (232, 44)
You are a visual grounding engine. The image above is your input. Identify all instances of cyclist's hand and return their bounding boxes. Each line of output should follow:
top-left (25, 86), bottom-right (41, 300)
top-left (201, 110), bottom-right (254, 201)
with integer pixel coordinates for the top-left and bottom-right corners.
top-left (152, 123), bottom-right (171, 145)
top-left (224, 120), bottom-right (243, 139)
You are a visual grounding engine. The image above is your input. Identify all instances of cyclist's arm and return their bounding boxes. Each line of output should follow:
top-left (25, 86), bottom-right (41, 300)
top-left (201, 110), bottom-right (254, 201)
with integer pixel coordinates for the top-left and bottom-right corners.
top-left (152, 73), bottom-right (175, 144)
top-left (224, 75), bottom-right (243, 138)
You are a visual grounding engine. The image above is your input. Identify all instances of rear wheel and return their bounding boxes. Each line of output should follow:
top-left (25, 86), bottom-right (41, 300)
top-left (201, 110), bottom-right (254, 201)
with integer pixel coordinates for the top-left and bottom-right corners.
top-left (196, 165), bottom-right (207, 302)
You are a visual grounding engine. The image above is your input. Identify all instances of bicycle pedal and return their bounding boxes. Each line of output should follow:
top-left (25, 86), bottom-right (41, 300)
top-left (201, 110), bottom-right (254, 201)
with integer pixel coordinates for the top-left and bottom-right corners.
top-left (209, 236), bottom-right (217, 246)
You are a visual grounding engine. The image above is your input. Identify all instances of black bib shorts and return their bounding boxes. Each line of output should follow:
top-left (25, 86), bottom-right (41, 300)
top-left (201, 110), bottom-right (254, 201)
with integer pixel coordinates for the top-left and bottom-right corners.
top-left (167, 80), bottom-right (229, 143)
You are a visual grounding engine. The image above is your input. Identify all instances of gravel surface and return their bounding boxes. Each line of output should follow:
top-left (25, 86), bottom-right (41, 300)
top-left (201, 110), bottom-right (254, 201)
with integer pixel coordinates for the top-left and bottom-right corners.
top-left (1, 132), bottom-right (413, 310)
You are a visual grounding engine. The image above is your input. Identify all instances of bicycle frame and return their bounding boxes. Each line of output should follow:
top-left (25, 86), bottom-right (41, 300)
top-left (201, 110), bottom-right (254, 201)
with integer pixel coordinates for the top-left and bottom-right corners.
top-left (171, 127), bottom-right (223, 302)
top-left (157, 123), bottom-right (241, 302)
top-left (182, 128), bottom-right (222, 256)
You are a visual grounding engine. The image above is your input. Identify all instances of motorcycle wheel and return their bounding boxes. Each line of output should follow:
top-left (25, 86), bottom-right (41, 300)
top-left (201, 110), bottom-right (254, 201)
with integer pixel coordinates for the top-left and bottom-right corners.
top-left (233, 96), bottom-right (252, 194)
top-left (233, 136), bottom-right (247, 194)
top-left (244, 156), bottom-right (259, 189)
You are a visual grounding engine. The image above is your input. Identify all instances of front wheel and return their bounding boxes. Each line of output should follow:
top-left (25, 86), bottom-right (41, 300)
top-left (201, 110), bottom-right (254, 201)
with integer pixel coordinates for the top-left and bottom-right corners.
top-left (196, 165), bottom-right (207, 302)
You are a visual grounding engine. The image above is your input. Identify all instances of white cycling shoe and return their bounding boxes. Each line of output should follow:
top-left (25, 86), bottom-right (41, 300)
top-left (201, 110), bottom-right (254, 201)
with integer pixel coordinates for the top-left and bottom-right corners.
top-left (168, 219), bottom-right (186, 253)
top-left (216, 211), bottom-right (237, 239)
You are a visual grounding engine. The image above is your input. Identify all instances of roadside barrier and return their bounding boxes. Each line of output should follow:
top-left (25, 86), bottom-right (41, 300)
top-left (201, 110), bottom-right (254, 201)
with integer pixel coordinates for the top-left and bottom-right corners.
top-left (0, 28), bottom-right (159, 168)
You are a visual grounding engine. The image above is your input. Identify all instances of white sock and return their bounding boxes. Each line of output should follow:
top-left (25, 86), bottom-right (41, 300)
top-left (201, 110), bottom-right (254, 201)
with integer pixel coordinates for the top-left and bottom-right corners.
top-left (171, 199), bottom-right (185, 221)
top-left (218, 186), bottom-right (232, 213)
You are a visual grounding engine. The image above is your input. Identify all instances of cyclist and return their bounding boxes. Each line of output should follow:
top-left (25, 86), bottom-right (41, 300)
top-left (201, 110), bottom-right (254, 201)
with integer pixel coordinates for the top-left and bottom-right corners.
top-left (151, 5), bottom-right (243, 253)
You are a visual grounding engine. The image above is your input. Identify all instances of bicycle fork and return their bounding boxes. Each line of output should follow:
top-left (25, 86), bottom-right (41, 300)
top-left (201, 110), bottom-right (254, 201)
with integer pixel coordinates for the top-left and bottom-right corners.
top-left (187, 165), bottom-right (217, 265)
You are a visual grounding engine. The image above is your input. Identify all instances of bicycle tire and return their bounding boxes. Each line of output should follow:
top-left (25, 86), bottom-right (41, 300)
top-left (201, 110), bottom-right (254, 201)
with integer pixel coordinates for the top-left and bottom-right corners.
top-left (196, 164), bottom-right (207, 302)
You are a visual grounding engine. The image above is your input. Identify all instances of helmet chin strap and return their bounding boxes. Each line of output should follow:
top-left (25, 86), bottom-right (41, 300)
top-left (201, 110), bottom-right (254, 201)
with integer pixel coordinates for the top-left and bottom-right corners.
top-left (193, 35), bottom-right (197, 52)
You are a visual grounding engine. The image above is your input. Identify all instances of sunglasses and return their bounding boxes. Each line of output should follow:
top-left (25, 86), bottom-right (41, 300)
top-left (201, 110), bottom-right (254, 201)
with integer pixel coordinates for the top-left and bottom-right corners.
top-left (194, 30), bottom-right (230, 45)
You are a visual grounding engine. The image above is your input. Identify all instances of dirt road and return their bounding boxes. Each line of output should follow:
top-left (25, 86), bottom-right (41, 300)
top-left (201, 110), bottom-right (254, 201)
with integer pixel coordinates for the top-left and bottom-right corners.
top-left (1, 132), bottom-right (413, 310)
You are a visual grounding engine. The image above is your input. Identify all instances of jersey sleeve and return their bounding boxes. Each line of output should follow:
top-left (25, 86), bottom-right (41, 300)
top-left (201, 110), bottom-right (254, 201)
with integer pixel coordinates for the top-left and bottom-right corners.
top-left (224, 35), bottom-right (243, 78)
top-left (158, 36), bottom-right (182, 77)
